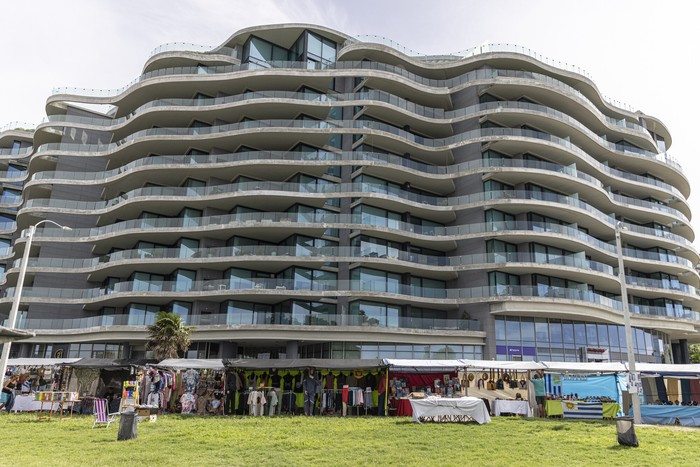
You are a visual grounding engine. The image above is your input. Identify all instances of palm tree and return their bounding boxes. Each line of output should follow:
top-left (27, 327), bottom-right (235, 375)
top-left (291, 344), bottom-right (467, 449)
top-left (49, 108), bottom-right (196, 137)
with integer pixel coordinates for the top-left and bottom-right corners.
top-left (146, 311), bottom-right (193, 360)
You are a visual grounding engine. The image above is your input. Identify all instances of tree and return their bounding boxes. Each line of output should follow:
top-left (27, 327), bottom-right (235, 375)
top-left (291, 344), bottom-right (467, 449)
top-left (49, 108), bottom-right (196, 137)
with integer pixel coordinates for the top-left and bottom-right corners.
top-left (146, 311), bottom-right (193, 360)
top-left (690, 344), bottom-right (700, 364)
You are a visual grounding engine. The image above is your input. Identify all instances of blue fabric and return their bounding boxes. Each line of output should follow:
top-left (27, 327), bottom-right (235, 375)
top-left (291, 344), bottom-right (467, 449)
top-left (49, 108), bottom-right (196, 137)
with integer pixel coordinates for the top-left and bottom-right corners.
top-left (561, 375), bottom-right (617, 399)
top-left (632, 405), bottom-right (700, 427)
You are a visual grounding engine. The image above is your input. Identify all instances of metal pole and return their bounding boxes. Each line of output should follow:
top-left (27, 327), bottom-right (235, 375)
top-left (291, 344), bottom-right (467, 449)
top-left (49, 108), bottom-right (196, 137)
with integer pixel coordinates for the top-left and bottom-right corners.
top-left (0, 220), bottom-right (71, 381)
top-left (615, 222), bottom-right (642, 424)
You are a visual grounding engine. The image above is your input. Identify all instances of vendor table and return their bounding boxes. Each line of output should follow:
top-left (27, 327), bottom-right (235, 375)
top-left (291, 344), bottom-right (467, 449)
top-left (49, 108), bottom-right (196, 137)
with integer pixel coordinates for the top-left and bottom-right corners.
top-left (545, 400), bottom-right (620, 419)
top-left (391, 398), bottom-right (413, 417)
top-left (11, 395), bottom-right (43, 412)
top-left (633, 405), bottom-right (700, 427)
top-left (409, 397), bottom-right (491, 424)
top-left (492, 399), bottom-right (532, 417)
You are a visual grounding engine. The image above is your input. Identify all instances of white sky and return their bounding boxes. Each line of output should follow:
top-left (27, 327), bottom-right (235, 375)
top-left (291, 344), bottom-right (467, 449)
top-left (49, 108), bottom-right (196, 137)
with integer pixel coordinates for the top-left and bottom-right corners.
top-left (1, 0), bottom-right (699, 241)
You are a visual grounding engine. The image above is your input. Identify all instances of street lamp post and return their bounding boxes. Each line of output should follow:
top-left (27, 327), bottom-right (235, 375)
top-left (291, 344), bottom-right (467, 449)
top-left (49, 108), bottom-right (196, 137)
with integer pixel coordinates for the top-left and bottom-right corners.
top-left (0, 220), bottom-right (72, 381)
top-left (615, 221), bottom-right (642, 424)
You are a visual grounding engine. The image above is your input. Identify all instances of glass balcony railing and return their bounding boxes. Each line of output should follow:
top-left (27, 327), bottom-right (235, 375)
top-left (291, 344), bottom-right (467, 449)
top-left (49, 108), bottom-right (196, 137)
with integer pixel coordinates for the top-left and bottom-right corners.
top-left (33, 119), bottom-right (674, 176)
top-left (15, 312), bottom-right (483, 332)
top-left (16, 246), bottom-right (616, 277)
top-left (7, 283), bottom-right (698, 325)
top-left (21, 214), bottom-right (694, 265)
top-left (42, 93), bottom-right (649, 154)
top-left (51, 59), bottom-right (639, 134)
top-left (147, 42), bottom-right (236, 59)
top-left (31, 147), bottom-right (683, 202)
top-left (625, 276), bottom-right (695, 294)
top-left (24, 176), bottom-right (689, 229)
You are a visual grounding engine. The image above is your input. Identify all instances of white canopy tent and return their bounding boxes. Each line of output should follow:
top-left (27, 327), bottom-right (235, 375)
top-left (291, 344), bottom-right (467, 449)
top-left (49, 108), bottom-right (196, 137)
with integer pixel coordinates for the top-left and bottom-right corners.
top-left (382, 359), bottom-right (464, 371)
top-left (634, 363), bottom-right (700, 377)
top-left (8, 358), bottom-right (80, 367)
top-left (542, 361), bottom-right (627, 374)
top-left (461, 360), bottom-right (546, 371)
top-left (157, 359), bottom-right (225, 370)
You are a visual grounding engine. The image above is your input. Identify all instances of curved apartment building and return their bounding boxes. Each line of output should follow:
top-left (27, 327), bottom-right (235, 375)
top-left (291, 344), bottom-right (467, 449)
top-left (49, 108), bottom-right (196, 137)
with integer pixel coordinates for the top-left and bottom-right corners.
top-left (1, 24), bottom-right (698, 363)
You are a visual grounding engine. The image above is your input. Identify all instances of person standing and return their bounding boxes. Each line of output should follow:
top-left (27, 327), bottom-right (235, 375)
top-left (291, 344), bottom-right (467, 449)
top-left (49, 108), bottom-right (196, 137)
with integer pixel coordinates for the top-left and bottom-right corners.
top-left (302, 369), bottom-right (321, 416)
top-left (531, 371), bottom-right (546, 418)
top-left (1, 375), bottom-right (19, 413)
top-left (377, 372), bottom-right (387, 416)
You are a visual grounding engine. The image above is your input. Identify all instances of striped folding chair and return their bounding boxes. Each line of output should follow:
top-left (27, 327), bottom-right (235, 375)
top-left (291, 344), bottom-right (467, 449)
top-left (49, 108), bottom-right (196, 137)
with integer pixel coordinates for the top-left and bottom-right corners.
top-left (92, 398), bottom-right (118, 428)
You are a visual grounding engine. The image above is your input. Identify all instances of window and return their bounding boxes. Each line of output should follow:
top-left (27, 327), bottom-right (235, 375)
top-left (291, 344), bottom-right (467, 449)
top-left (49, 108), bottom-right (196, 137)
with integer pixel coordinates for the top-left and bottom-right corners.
top-left (410, 276), bottom-right (447, 299)
top-left (487, 239), bottom-right (517, 263)
top-left (280, 267), bottom-right (337, 291)
top-left (173, 269), bottom-right (196, 292)
top-left (243, 36), bottom-right (289, 67)
top-left (127, 303), bottom-right (160, 326)
top-left (351, 267), bottom-right (401, 294)
top-left (181, 207), bottom-right (202, 227)
top-left (485, 209), bottom-right (515, 231)
top-left (349, 301), bottom-right (400, 328)
top-left (132, 272), bottom-right (166, 292)
top-left (489, 271), bottom-right (519, 295)
top-left (178, 238), bottom-right (199, 258)
top-left (352, 205), bottom-right (402, 230)
top-left (10, 140), bottom-right (22, 155)
top-left (289, 300), bottom-right (336, 326)
top-left (223, 300), bottom-right (272, 325)
top-left (167, 302), bottom-right (191, 321)
top-left (306, 31), bottom-right (336, 66)
top-left (351, 235), bottom-right (401, 259)
top-left (183, 178), bottom-right (206, 196)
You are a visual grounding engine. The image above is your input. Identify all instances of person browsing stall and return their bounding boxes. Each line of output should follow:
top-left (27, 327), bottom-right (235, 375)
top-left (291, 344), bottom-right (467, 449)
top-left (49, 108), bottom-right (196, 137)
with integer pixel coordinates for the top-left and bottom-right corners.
top-left (531, 371), bottom-right (546, 418)
top-left (1, 375), bottom-right (19, 413)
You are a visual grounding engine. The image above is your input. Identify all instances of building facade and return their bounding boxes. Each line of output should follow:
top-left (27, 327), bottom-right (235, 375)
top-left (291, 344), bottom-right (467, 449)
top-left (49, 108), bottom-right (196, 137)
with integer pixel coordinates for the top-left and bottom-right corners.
top-left (1, 24), bottom-right (698, 363)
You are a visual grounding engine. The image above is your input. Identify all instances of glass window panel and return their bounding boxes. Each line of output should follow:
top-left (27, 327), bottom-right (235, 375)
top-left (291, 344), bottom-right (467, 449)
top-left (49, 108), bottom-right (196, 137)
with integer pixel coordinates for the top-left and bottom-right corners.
top-left (562, 322), bottom-right (575, 344)
top-left (574, 323), bottom-right (586, 346)
top-left (521, 320), bottom-right (535, 343)
top-left (307, 33), bottom-right (323, 58)
top-left (506, 319), bottom-right (521, 342)
top-left (549, 321), bottom-right (562, 343)
top-left (597, 324), bottom-right (609, 346)
top-left (586, 323), bottom-right (598, 347)
top-left (495, 318), bottom-right (506, 341)
top-left (535, 321), bottom-right (548, 342)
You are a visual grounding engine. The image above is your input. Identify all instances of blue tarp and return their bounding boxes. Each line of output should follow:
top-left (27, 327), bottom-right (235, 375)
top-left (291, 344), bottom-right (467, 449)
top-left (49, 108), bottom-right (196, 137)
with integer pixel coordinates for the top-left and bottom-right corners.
top-left (632, 405), bottom-right (700, 426)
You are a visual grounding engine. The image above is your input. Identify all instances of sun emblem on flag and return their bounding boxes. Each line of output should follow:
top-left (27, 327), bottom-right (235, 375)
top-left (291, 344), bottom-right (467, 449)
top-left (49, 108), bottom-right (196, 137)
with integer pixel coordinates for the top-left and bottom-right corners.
top-left (566, 402), bottom-right (575, 409)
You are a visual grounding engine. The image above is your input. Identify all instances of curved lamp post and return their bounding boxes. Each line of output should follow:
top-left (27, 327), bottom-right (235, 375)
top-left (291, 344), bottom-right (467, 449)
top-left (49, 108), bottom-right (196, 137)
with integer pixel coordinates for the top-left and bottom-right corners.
top-left (0, 220), bottom-right (72, 381)
top-left (615, 221), bottom-right (642, 424)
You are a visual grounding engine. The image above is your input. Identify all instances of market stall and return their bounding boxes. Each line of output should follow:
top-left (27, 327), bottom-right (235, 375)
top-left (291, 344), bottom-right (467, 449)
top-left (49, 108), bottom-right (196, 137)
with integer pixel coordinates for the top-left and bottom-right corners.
top-left (5, 358), bottom-right (80, 412)
top-left (224, 358), bottom-right (385, 416)
top-left (538, 361), bottom-right (625, 419)
top-left (382, 359), bottom-right (463, 417)
top-left (633, 363), bottom-right (700, 426)
top-left (154, 359), bottom-right (225, 415)
top-left (62, 358), bottom-right (151, 414)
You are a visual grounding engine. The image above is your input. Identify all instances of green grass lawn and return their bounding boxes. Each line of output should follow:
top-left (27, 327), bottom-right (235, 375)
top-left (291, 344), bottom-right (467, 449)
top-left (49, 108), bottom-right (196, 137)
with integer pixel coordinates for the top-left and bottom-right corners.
top-left (0, 413), bottom-right (697, 466)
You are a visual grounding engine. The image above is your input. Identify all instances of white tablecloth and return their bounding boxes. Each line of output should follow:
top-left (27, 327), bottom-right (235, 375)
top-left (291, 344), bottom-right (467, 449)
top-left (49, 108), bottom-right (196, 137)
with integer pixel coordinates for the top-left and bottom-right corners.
top-left (492, 399), bottom-right (532, 417)
top-left (11, 395), bottom-right (43, 412)
top-left (409, 397), bottom-right (491, 424)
